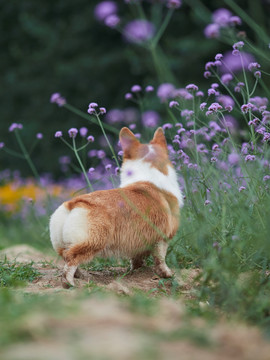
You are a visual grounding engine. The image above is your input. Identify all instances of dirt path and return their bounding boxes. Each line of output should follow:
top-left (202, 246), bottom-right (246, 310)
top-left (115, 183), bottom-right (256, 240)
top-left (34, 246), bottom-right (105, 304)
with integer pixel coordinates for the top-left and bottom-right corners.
top-left (1, 245), bottom-right (270, 360)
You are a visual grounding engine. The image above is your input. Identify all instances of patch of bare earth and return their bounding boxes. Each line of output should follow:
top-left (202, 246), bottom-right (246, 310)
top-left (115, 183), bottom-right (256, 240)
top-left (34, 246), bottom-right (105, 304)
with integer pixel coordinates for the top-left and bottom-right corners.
top-left (1, 245), bottom-right (270, 360)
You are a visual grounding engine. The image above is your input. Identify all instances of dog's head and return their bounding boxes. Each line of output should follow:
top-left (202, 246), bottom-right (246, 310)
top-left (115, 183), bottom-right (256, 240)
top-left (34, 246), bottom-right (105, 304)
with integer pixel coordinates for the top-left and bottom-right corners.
top-left (119, 127), bottom-right (171, 175)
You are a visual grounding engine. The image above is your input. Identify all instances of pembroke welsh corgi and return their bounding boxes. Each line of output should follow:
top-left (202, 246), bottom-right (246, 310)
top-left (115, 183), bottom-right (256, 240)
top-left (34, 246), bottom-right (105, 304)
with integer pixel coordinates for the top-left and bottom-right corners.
top-left (50, 127), bottom-right (183, 288)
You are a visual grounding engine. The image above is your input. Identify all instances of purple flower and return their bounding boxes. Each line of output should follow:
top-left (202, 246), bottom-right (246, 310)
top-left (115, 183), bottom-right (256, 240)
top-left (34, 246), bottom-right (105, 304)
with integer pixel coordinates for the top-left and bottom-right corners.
top-left (125, 93), bottom-right (133, 100)
top-left (204, 23), bottom-right (220, 38)
top-left (97, 150), bottom-right (106, 159)
top-left (245, 155), bottom-right (256, 162)
top-left (99, 107), bottom-right (107, 114)
top-left (229, 16), bottom-right (242, 26)
top-left (233, 41), bottom-right (244, 50)
top-left (215, 53), bottom-right (223, 60)
top-left (186, 84), bottom-right (199, 92)
top-left (36, 133), bottom-right (43, 139)
top-left (200, 102), bottom-right (207, 110)
top-left (205, 61), bottom-right (215, 70)
top-left (94, 1), bottom-right (118, 21)
top-left (87, 135), bottom-right (95, 142)
top-left (228, 152), bottom-right (240, 165)
top-left (104, 14), bottom-right (120, 28)
top-left (54, 131), bottom-right (63, 138)
top-left (142, 110), bottom-right (160, 128)
top-left (105, 164), bottom-right (112, 171)
top-left (232, 49), bottom-right (240, 56)
top-left (88, 167), bottom-right (95, 173)
top-left (208, 102), bottom-right (223, 112)
top-left (250, 96), bottom-right (268, 109)
top-left (241, 103), bottom-right (254, 113)
top-left (208, 88), bottom-right (218, 96)
top-left (157, 83), bottom-right (175, 102)
top-left (196, 91), bottom-right (204, 97)
top-left (204, 200), bottom-right (211, 206)
top-left (248, 62), bottom-right (261, 72)
top-left (204, 71), bottom-right (211, 79)
top-left (217, 95), bottom-right (234, 108)
top-left (80, 127), bottom-right (88, 137)
top-left (181, 109), bottom-right (194, 120)
top-left (87, 108), bottom-right (96, 115)
top-left (169, 100), bottom-right (179, 108)
top-left (131, 85), bottom-right (142, 93)
top-left (238, 186), bottom-right (246, 192)
top-left (167, 0), bottom-right (182, 9)
top-left (50, 93), bottom-right (66, 106)
top-left (89, 102), bottom-right (98, 108)
top-left (9, 123), bottom-right (23, 132)
top-left (145, 85), bottom-right (154, 92)
top-left (221, 73), bottom-right (233, 85)
top-left (174, 88), bottom-right (193, 100)
top-left (254, 71), bottom-right (261, 78)
top-left (220, 51), bottom-right (255, 73)
top-left (212, 8), bottom-right (232, 26)
top-left (263, 175), bottom-right (270, 182)
top-left (162, 123), bottom-right (173, 130)
top-left (0, 142), bottom-right (5, 149)
top-left (123, 20), bottom-right (155, 44)
top-left (68, 128), bottom-right (78, 138)
top-left (211, 83), bottom-right (219, 89)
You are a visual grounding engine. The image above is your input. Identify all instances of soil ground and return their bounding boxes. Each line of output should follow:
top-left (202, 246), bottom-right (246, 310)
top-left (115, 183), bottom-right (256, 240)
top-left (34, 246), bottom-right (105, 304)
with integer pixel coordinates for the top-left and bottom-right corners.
top-left (1, 245), bottom-right (270, 360)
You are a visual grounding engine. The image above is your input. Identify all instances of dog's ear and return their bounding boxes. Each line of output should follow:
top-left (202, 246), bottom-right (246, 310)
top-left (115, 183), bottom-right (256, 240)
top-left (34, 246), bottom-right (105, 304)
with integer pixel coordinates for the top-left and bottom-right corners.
top-left (150, 127), bottom-right (167, 151)
top-left (119, 127), bottom-right (140, 157)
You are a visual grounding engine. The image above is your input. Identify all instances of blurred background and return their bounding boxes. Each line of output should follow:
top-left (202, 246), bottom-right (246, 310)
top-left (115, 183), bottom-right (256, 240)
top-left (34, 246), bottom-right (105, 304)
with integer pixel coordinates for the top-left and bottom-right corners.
top-left (1, 0), bottom-right (270, 177)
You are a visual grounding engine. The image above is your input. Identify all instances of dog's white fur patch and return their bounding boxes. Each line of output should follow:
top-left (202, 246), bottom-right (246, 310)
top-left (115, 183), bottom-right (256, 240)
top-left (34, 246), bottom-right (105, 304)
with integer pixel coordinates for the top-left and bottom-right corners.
top-left (49, 204), bottom-right (69, 251)
top-left (120, 159), bottom-right (184, 207)
top-left (50, 206), bottom-right (89, 251)
top-left (62, 207), bottom-right (89, 246)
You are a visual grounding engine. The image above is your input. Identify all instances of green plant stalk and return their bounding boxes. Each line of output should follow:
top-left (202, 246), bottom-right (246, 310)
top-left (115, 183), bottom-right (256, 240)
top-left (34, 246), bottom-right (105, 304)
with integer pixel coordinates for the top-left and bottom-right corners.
top-left (95, 112), bottom-right (120, 168)
top-left (239, 53), bottom-right (256, 144)
top-left (192, 96), bottom-right (199, 167)
top-left (3, 147), bottom-right (25, 159)
top-left (14, 130), bottom-right (39, 181)
top-left (151, 9), bottom-right (174, 48)
top-left (72, 137), bottom-right (93, 192)
top-left (258, 79), bottom-right (270, 99)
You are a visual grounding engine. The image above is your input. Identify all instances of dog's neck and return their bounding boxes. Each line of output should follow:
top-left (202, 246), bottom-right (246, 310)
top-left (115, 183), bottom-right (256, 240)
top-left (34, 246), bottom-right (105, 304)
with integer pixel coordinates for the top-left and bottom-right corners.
top-left (120, 159), bottom-right (183, 207)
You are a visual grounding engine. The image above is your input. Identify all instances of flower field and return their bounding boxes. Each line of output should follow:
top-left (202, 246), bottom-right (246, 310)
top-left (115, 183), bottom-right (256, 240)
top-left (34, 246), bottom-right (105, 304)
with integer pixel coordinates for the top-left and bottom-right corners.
top-left (0, 1), bottom-right (270, 359)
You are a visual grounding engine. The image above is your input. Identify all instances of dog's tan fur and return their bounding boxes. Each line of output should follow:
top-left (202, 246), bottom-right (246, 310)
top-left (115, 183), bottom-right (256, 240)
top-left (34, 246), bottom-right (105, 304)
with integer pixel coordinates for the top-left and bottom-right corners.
top-left (50, 127), bottom-right (181, 287)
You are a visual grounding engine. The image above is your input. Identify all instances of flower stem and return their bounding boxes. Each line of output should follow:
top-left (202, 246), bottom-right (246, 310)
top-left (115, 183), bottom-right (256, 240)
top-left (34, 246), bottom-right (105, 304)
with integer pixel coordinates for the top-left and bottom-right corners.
top-left (151, 9), bottom-right (174, 48)
top-left (72, 137), bottom-right (93, 192)
top-left (95, 113), bottom-right (120, 168)
top-left (14, 130), bottom-right (40, 181)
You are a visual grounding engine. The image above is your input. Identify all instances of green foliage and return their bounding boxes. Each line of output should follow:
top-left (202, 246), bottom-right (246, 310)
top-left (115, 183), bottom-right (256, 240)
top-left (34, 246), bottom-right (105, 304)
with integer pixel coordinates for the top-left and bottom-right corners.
top-left (0, 260), bottom-right (41, 287)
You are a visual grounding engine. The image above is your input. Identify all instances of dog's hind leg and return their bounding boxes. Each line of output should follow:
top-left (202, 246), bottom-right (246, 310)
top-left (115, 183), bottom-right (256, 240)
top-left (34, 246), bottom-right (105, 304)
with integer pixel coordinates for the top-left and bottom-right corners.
top-left (152, 240), bottom-right (173, 278)
top-left (62, 242), bottom-right (105, 288)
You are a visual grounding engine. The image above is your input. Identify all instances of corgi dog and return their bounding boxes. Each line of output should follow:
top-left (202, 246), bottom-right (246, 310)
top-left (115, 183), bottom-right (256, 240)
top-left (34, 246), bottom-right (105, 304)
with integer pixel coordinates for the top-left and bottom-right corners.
top-left (50, 127), bottom-right (183, 288)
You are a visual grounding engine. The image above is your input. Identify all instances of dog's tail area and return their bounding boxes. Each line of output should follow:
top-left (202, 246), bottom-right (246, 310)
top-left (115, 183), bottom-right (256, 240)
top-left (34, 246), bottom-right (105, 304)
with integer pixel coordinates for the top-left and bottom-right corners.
top-left (49, 204), bottom-right (90, 254)
top-left (49, 204), bottom-right (70, 255)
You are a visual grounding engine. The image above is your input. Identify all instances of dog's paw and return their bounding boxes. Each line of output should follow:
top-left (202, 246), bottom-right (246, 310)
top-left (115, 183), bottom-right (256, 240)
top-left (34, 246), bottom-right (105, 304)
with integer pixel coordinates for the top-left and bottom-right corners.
top-left (154, 265), bottom-right (174, 279)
